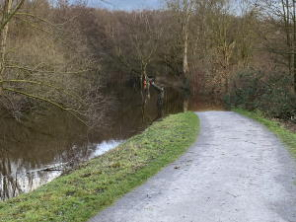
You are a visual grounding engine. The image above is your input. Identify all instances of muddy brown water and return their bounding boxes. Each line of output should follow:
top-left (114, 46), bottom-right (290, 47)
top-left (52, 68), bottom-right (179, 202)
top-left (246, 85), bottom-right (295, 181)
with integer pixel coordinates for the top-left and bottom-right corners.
top-left (0, 86), bottom-right (220, 201)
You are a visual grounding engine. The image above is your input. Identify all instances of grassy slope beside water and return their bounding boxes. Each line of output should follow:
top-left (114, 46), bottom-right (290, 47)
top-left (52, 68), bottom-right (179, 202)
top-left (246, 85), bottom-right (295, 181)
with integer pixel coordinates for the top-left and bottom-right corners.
top-left (235, 109), bottom-right (296, 158)
top-left (0, 112), bottom-right (199, 222)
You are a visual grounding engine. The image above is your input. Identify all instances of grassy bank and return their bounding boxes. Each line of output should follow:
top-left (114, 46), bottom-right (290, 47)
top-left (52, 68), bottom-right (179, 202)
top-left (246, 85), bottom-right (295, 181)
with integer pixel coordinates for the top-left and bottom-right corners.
top-left (235, 109), bottom-right (296, 158)
top-left (0, 112), bottom-right (199, 222)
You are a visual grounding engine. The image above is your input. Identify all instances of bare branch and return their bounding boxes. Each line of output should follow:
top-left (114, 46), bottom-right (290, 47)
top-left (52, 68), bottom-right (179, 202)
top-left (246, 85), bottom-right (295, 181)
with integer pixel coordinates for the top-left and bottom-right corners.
top-left (0, 0), bottom-right (25, 32)
top-left (2, 87), bottom-right (87, 125)
top-left (0, 79), bottom-right (85, 104)
top-left (6, 64), bottom-right (94, 75)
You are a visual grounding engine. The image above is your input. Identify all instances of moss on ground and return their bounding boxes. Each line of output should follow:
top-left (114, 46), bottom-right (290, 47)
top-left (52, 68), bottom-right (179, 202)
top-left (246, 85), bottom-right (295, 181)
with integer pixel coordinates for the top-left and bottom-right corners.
top-left (0, 112), bottom-right (199, 222)
top-left (235, 109), bottom-right (296, 158)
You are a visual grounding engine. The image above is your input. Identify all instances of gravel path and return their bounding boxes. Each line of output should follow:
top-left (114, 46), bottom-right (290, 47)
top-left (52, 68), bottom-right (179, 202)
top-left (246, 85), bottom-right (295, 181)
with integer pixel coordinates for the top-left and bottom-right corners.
top-left (89, 111), bottom-right (296, 222)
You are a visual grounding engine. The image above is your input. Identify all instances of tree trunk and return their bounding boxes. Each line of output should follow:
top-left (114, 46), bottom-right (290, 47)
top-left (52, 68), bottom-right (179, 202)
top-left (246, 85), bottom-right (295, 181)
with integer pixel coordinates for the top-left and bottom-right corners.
top-left (183, 27), bottom-right (189, 76)
top-left (293, 0), bottom-right (296, 92)
top-left (183, 0), bottom-right (191, 77)
top-left (0, 0), bottom-right (12, 78)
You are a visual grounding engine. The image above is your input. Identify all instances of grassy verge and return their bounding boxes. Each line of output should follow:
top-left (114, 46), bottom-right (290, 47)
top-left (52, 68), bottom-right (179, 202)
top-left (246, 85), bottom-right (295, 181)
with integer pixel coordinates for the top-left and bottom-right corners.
top-left (235, 109), bottom-right (296, 158)
top-left (0, 112), bottom-right (199, 222)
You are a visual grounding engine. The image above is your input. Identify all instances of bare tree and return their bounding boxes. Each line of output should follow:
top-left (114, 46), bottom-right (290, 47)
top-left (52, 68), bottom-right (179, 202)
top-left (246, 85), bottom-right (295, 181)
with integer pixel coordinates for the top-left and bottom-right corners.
top-left (257, 0), bottom-right (296, 91)
top-left (0, 0), bottom-right (106, 126)
top-left (166, 0), bottom-right (193, 77)
top-left (0, 0), bottom-right (24, 91)
top-left (106, 10), bottom-right (164, 120)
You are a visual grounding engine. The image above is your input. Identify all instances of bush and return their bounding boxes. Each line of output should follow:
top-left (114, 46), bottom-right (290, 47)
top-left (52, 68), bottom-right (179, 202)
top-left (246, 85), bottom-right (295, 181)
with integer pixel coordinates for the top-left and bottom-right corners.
top-left (229, 69), bottom-right (296, 121)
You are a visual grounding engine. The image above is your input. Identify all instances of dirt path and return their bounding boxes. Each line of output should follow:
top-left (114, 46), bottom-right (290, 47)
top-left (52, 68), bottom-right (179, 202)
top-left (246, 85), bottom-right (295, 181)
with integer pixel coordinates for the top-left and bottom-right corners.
top-left (89, 111), bottom-right (296, 222)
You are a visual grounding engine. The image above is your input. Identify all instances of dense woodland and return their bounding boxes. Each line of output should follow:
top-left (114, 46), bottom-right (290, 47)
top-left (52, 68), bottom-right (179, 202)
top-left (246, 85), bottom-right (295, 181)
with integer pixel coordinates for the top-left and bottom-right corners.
top-left (0, 0), bottom-right (296, 124)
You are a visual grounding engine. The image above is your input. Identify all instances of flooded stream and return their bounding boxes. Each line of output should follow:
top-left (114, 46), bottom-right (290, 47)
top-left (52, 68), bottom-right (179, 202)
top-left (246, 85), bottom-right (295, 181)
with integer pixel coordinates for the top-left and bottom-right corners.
top-left (0, 85), bottom-right (187, 201)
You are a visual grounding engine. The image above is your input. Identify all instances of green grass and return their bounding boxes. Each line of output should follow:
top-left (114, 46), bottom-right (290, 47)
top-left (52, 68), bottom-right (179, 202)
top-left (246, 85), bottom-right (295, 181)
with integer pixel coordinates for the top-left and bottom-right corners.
top-left (0, 112), bottom-right (199, 222)
top-left (235, 109), bottom-right (296, 158)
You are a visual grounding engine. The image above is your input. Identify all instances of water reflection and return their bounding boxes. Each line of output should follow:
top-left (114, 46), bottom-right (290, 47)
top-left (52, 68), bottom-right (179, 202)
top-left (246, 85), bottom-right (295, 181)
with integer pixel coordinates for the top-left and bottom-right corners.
top-left (0, 108), bottom-right (87, 201)
top-left (89, 140), bottom-right (123, 159)
top-left (0, 140), bottom-right (122, 201)
top-left (0, 85), bottom-right (187, 201)
top-left (0, 150), bottom-right (21, 200)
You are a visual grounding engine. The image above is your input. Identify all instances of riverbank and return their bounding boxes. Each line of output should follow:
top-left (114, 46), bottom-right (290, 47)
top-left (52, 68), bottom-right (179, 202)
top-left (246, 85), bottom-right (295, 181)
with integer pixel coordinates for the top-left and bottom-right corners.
top-left (0, 112), bottom-right (199, 222)
top-left (90, 111), bottom-right (296, 222)
top-left (235, 109), bottom-right (296, 158)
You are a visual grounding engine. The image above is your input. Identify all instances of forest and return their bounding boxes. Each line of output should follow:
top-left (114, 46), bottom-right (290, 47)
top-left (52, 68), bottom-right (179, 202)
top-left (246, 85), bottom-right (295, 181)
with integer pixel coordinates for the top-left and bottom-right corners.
top-left (0, 0), bottom-right (295, 122)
